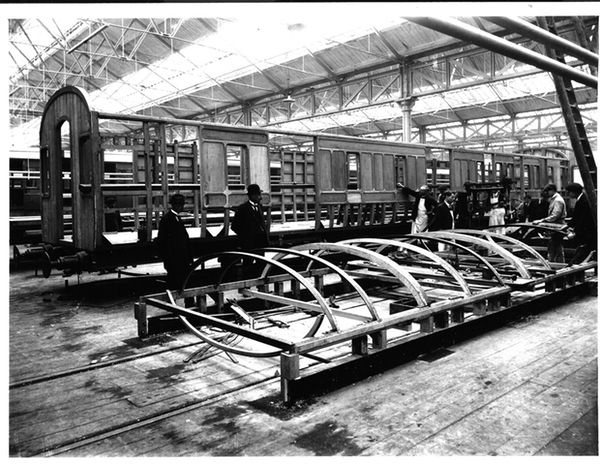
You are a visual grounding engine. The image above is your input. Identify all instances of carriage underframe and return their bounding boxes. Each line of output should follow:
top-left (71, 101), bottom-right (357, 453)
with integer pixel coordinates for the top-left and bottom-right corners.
top-left (135, 228), bottom-right (597, 403)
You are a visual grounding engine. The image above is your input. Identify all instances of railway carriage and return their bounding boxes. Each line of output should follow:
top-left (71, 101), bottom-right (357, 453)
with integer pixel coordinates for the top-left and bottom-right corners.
top-left (12, 86), bottom-right (572, 275)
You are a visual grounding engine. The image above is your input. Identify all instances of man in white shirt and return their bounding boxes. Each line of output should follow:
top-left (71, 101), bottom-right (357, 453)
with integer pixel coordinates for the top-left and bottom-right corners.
top-left (398, 183), bottom-right (437, 233)
top-left (533, 183), bottom-right (566, 263)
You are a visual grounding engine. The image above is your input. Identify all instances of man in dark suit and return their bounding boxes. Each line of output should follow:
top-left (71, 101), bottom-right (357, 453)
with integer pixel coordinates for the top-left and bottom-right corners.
top-left (429, 190), bottom-right (456, 231)
top-left (156, 193), bottom-right (193, 290)
top-left (428, 190), bottom-right (456, 251)
top-left (565, 182), bottom-right (597, 264)
top-left (231, 184), bottom-right (270, 275)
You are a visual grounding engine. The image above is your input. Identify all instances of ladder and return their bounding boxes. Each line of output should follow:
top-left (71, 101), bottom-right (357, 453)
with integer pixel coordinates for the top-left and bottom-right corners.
top-left (537, 16), bottom-right (597, 227)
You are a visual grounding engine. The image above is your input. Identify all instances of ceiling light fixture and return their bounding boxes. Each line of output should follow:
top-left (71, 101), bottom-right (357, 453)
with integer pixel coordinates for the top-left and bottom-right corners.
top-left (283, 93), bottom-right (295, 103)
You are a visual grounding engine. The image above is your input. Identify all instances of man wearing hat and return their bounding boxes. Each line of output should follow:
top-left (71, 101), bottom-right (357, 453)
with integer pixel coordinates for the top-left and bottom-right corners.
top-left (231, 184), bottom-right (270, 274)
top-left (533, 183), bottom-right (567, 263)
top-left (156, 193), bottom-right (193, 289)
top-left (398, 183), bottom-right (438, 233)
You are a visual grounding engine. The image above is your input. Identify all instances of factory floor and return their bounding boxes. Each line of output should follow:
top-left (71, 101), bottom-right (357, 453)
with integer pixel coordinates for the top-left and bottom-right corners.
top-left (8, 260), bottom-right (598, 457)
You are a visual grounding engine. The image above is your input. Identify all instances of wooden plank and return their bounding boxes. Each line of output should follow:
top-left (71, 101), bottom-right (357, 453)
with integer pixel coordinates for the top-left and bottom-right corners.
top-left (239, 289), bottom-right (322, 314)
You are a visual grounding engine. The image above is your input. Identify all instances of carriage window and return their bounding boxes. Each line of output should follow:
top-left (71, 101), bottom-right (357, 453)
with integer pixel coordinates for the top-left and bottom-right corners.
top-left (348, 152), bottom-right (359, 189)
top-left (226, 144), bottom-right (246, 189)
top-left (506, 163), bottom-right (514, 181)
top-left (548, 166), bottom-right (554, 184)
top-left (396, 156), bottom-right (405, 186)
top-left (476, 161), bottom-right (484, 182)
top-left (523, 165), bottom-right (530, 189)
top-left (426, 161), bottom-right (434, 185)
top-left (40, 147), bottom-right (50, 197)
top-left (495, 162), bottom-right (503, 181)
top-left (533, 165), bottom-right (540, 188)
top-left (513, 160), bottom-right (521, 184)
top-left (484, 154), bottom-right (493, 181)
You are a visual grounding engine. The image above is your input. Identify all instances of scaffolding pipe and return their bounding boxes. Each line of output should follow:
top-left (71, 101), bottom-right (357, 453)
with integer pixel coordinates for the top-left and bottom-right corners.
top-left (484, 16), bottom-right (599, 67)
top-left (405, 16), bottom-right (598, 89)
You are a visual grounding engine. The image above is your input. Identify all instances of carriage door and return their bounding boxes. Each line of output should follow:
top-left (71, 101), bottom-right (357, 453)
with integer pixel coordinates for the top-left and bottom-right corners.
top-left (200, 127), bottom-right (270, 236)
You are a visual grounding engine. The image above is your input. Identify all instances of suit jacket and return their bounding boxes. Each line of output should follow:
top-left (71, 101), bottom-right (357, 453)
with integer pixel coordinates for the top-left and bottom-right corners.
top-left (568, 193), bottom-right (596, 247)
top-left (156, 210), bottom-right (192, 270)
top-left (428, 201), bottom-right (454, 231)
top-left (528, 198), bottom-right (549, 221)
top-left (231, 201), bottom-right (270, 250)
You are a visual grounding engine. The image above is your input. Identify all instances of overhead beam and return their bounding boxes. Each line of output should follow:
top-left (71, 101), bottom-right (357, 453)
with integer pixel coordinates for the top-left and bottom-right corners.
top-left (67, 24), bottom-right (109, 54)
top-left (483, 16), bottom-right (599, 67)
top-left (405, 16), bottom-right (597, 89)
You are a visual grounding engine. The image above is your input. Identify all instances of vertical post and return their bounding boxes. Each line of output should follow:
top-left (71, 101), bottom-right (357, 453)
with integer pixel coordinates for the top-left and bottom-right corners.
top-left (471, 300), bottom-right (486, 316)
top-left (274, 281), bottom-right (284, 296)
top-left (280, 352), bottom-right (300, 403)
top-left (370, 330), bottom-right (388, 350)
top-left (134, 301), bottom-right (148, 338)
top-left (143, 123), bottom-right (153, 242)
top-left (419, 316), bottom-right (434, 333)
top-left (196, 294), bottom-right (207, 313)
top-left (291, 280), bottom-right (300, 299)
top-left (352, 336), bottom-right (368, 355)
top-left (314, 275), bottom-right (323, 294)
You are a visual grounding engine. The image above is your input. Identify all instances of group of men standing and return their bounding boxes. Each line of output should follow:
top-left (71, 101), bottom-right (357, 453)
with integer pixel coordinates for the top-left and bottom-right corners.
top-left (528, 182), bottom-right (596, 265)
top-left (399, 181), bottom-right (595, 263)
top-left (156, 184), bottom-right (269, 289)
top-left (155, 180), bottom-right (595, 289)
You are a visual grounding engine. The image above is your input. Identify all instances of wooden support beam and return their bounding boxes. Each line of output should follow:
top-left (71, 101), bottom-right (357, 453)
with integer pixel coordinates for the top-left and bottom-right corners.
top-left (470, 300), bottom-right (487, 316)
top-left (314, 275), bottom-right (324, 294)
top-left (488, 298), bottom-right (501, 313)
top-left (280, 352), bottom-right (300, 404)
top-left (352, 336), bottom-right (369, 355)
top-left (134, 301), bottom-right (148, 338)
top-left (196, 294), bottom-right (207, 313)
top-left (451, 307), bottom-right (465, 323)
top-left (419, 316), bottom-right (435, 333)
top-left (291, 280), bottom-right (301, 299)
top-left (274, 281), bottom-right (284, 296)
top-left (370, 330), bottom-right (388, 350)
top-left (241, 289), bottom-right (323, 313)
